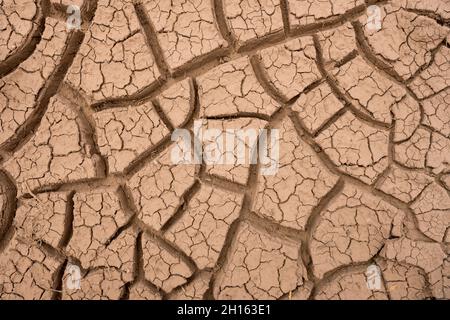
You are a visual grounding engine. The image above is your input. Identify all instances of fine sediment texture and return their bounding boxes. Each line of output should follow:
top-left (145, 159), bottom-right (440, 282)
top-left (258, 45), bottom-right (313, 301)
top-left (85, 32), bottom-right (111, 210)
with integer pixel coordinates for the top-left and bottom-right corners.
top-left (0, 0), bottom-right (449, 300)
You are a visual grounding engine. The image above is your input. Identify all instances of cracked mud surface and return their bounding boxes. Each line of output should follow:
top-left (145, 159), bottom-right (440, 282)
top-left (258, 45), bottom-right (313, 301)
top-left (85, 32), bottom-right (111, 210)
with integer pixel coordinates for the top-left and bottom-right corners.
top-left (0, 0), bottom-right (449, 300)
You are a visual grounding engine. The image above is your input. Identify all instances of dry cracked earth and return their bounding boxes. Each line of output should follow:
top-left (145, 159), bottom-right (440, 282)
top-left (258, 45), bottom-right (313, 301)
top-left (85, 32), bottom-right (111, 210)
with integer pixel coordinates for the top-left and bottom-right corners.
top-left (0, 0), bottom-right (449, 300)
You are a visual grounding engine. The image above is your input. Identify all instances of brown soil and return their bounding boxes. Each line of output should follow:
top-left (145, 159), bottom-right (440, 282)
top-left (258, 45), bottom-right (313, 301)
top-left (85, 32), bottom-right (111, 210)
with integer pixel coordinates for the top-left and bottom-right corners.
top-left (0, 0), bottom-right (449, 300)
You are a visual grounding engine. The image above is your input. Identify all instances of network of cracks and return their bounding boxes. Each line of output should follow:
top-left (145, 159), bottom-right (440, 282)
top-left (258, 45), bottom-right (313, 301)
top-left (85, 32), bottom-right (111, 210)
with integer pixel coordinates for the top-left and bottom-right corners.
top-left (0, 0), bottom-right (449, 300)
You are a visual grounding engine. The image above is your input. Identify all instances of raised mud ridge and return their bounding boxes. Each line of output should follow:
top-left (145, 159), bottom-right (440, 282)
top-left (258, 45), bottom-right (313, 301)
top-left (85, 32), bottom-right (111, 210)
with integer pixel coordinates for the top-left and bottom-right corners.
top-left (0, 0), bottom-right (449, 300)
